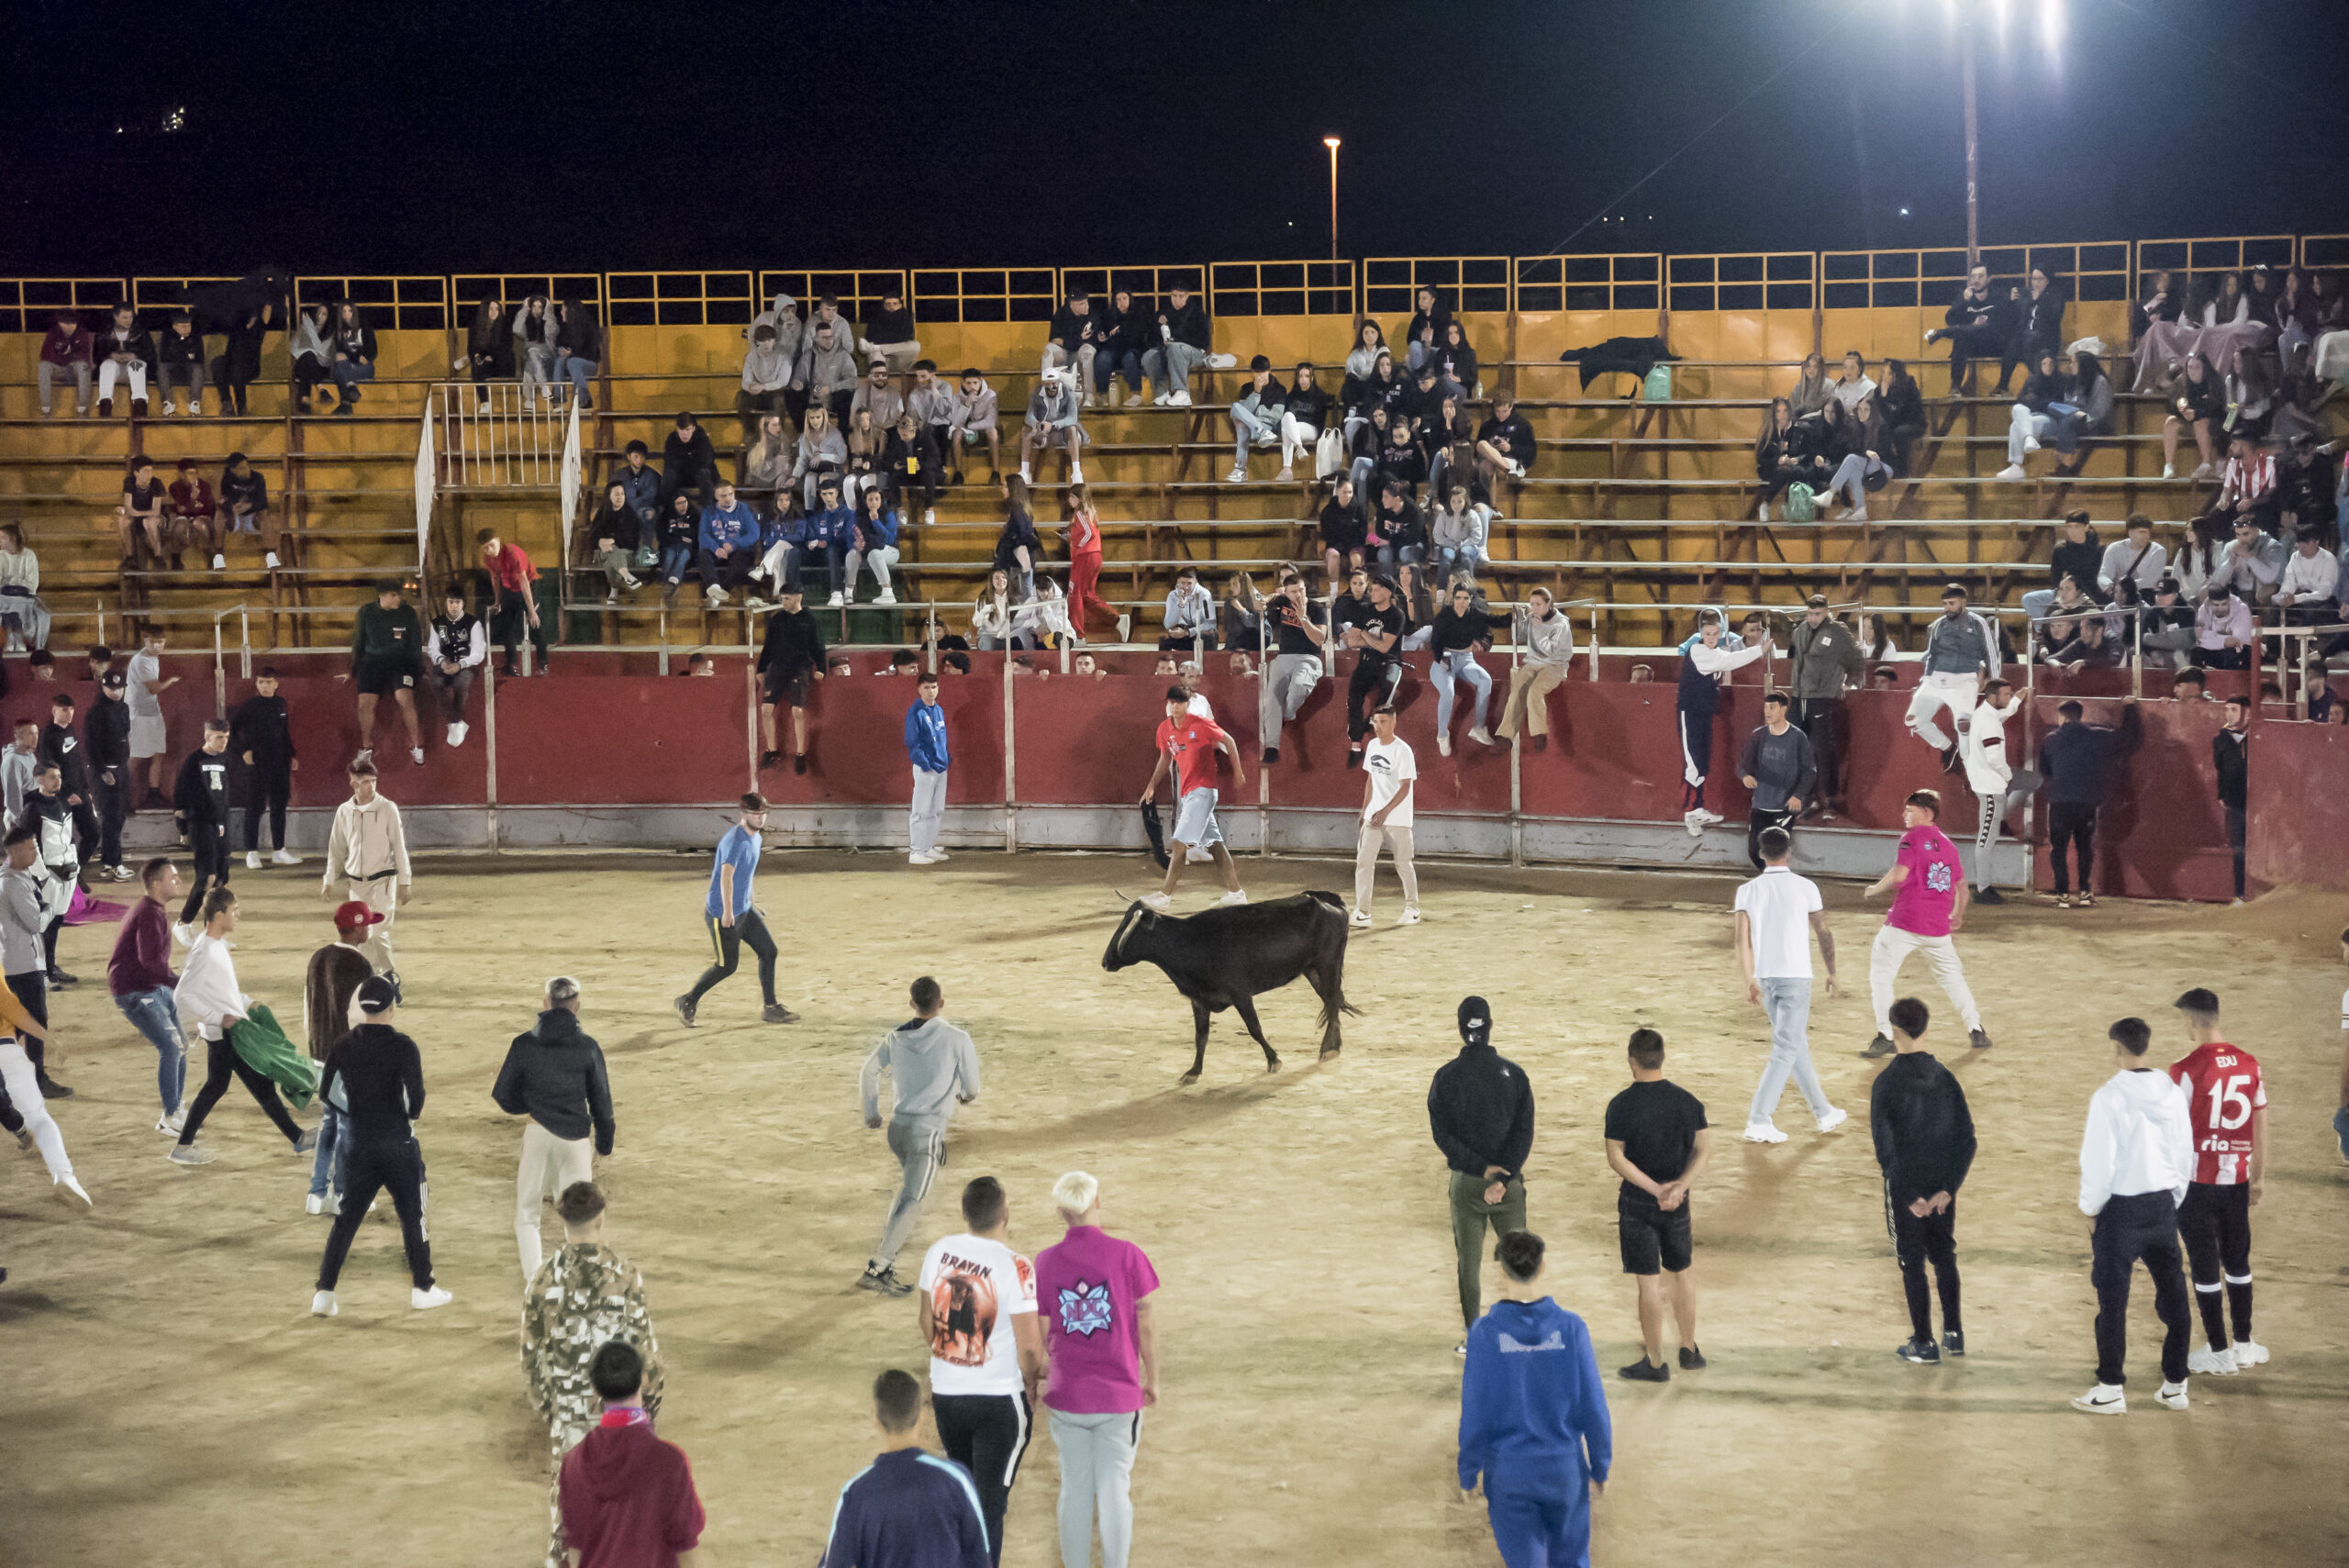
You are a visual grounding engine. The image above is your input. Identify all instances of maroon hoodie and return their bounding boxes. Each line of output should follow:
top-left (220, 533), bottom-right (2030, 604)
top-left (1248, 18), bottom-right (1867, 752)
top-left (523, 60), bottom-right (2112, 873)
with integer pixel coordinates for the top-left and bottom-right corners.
top-left (558, 1415), bottom-right (705, 1568)
top-left (41, 322), bottom-right (93, 367)
top-left (108, 897), bottom-right (177, 996)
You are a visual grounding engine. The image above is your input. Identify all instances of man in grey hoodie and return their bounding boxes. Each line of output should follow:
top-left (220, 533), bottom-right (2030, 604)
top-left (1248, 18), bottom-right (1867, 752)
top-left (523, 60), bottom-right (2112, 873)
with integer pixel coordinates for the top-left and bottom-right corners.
top-left (739, 323), bottom-right (795, 439)
top-left (796, 317), bottom-right (861, 426)
top-left (858, 974), bottom-right (982, 1296)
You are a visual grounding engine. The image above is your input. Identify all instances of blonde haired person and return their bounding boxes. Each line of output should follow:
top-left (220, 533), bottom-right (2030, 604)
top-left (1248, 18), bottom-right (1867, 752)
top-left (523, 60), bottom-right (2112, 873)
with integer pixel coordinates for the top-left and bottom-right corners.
top-left (1035, 1170), bottom-right (1160, 1568)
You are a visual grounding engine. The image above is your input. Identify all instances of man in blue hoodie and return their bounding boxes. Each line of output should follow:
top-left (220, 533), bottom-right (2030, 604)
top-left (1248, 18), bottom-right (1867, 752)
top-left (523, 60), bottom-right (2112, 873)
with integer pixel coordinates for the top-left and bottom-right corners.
top-left (694, 480), bottom-right (759, 606)
top-left (820, 1368), bottom-right (991, 1568)
top-left (905, 673), bottom-right (950, 867)
top-left (1459, 1229), bottom-right (1610, 1568)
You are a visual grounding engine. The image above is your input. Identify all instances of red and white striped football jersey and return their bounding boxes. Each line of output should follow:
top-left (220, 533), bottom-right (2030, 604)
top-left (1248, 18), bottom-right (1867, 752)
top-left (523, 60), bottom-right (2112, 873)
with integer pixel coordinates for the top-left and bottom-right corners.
top-left (2167, 1041), bottom-right (2266, 1185)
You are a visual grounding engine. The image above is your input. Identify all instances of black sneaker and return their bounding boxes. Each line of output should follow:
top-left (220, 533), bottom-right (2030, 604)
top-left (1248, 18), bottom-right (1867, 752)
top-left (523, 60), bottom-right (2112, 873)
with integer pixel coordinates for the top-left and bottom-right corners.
top-left (1261, 746), bottom-right (1280, 766)
top-left (793, 754), bottom-right (807, 776)
top-left (762, 1003), bottom-right (800, 1025)
top-left (858, 1265), bottom-right (913, 1297)
top-left (35, 1072), bottom-right (72, 1099)
top-left (1678, 1345), bottom-right (1706, 1370)
top-left (1345, 749), bottom-right (1363, 771)
top-left (1618, 1358), bottom-right (1669, 1383)
top-left (758, 750), bottom-right (782, 770)
top-left (674, 995), bottom-right (698, 1028)
top-left (1943, 1329), bottom-right (1966, 1358)
top-left (1861, 1033), bottom-right (1896, 1058)
top-left (500, 665), bottom-right (521, 679)
top-left (1969, 1029), bottom-right (1994, 1051)
top-left (45, 968), bottom-right (78, 987)
top-left (1975, 886), bottom-right (2005, 905)
top-left (1897, 1337), bottom-right (1942, 1364)
top-left (1940, 745), bottom-right (1963, 774)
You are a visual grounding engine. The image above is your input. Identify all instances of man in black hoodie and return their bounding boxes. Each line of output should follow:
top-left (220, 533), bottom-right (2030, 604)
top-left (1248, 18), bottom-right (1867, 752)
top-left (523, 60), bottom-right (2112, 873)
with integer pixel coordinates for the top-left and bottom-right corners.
top-left (173, 719), bottom-right (235, 929)
top-left (1428, 995), bottom-right (1535, 1348)
top-left (1871, 996), bottom-right (1976, 1364)
top-left (2214, 696), bottom-right (2250, 904)
top-left (493, 973), bottom-right (617, 1285)
top-left (39, 693), bottom-right (100, 872)
top-left (756, 585), bottom-right (825, 776)
top-left (229, 666), bottom-right (299, 869)
top-left (85, 671), bottom-right (132, 880)
top-left (312, 975), bottom-right (450, 1316)
top-left (662, 412), bottom-right (718, 506)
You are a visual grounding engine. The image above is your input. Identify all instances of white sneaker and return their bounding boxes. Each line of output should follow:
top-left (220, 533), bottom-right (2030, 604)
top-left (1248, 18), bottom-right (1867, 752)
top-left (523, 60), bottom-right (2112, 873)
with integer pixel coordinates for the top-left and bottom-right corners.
top-left (1276, 465), bottom-right (1294, 481)
top-left (56, 1173), bottom-right (91, 1204)
top-left (412, 1285), bottom-right (454, 1311)
top-left (2154, 1381), bottom-right (2189, 1410)
top-left (1757, 502), bottom-right (1770, 522)
top-left (264, 550), bottom-right (280, 569)
top-left (2191, 462), bottom-right (2214, 480)
top-left (875, 590), bottom-right (896, 605)
top-left (161, 400), bottom-right (175, 416)
top-left (827, 591), bottom-right (844, 608)
top-left (155, 1110), bottom-right (184, 1136)
top-left (744, 595), bottom-right (770, 612)
top-left (311, 1290), bottom-right (339, 1317)
top-left (908, 851), bottom-right (939, 865)
top-left (1069, 462), bottom-right (1084, 484)
top-left (272, 849), bottom-right (301, 866)
top-left (305, 1191), bottom-right (327, 1215)
top-left (1692, 807), bottom-right (1722, 826)
top-left (2232, 1338), bottom-right (2268, 1368)
top-left (1467, 726), bottom-right (1494, 748)
top-left (211, 552), bottom-right (226, 570)
top-left (243, 850), bottom-right (261, 871)
top-left (1846, 506), bottom-right (1867, 523)
top-left (2021, 436), bottom-right (2041, 454)
top-left (1438, 733), bottom-right (1453, 757)
top-left (1396, 906), bottom-right (1421, 926)
top-left (929, 848), bottom-right (950, 861)
top-left (2188, 1345), bottom-right (2238, 1375)
top-left (1019, 462), bottom-right (1033, 484)
top-left (1140, 892), bottom-right (1173, 912)
top-left (1217, 889), bottom-right (1249, 906)
top-left (1082, 392), bottom-right (1096, 408)
top-left (188, 399), bottom-right (202, 415)
top-left (1684, 809), bottom-right (1707, 838)
top-left (410, 746), bottom-right (426, 766)
top-left (172, 921), bottom-right (198, 947)
top-left (922, 508), bottom-right (936, 527)
top-left (2161, 462), bottom-right (2176, 480)
top-left (1226, 465), bottom-right (1249, 484)
top-left (1186, 846), bottom-right (1212, 864)
top-left (1742, 1123), bottom-right (1789, 1144)
top-left (1208, 352), bottom-right (1238, 370)
top-left (476, 400), bottom-right (492, 415)
top-left (1996, 463), bottom-right (2027, 481)
top-left (2070, 1384), bottom-right (2127, 1416)
top-left (448, 721), bottom-right (468, 747)
top-left (1349, 908), bottom-right (1373, 929)
top-left (1169, 391), bottom-right (1193, 407)
top-left (706, 584), bottom-right (726, 604)
top-left (1814, 1106), bottom-right (1849, 1134)
top-left (1116, 613), bottom-right (1132, 641)
top-left (1152, 393), bottom-right (1170, 406)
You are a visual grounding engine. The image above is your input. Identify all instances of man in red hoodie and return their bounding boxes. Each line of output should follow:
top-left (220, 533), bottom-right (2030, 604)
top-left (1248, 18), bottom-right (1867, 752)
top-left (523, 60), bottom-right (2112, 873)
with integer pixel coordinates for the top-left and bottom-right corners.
top-left (39, 309), bottom-right (94, 417)
top-left (479, 529), bottom-right (549, 678)
top-left (560, 1340), bottom-right (705, 1568)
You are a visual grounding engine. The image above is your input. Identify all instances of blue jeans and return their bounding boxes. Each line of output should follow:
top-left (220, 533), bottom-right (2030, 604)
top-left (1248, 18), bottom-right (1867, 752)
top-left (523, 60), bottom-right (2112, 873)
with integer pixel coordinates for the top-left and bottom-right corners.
top-left (309, 1104), bottom-right (349, 1198)
top-left (113, 985), bottom-right (188, 1115)
top-left (1097, 348), bottom-right (1142, 393)
top-left (554, 355), bottom-right (597, 400)
top-left (2333, 1106), bottom-right (2349, 1163)
top-left (659, 543), bottom-right (693, 584)
top-left (331, 361), bottom-right (375, 403)
top-left (1433, 544), bottom-right (1486, 585)
top-left (1749, 976), bottom-right (1831, 1129)
top-left (1432, 650), bottom-right (1493, 733)
top-left (1230, 404), bottom-right (1278, 468)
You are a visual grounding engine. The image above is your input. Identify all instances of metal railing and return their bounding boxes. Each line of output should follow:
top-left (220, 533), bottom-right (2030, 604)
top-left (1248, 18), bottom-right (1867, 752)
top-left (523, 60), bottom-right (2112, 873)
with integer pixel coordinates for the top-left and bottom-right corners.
top-left (433, 382), bottom-right (572, 488)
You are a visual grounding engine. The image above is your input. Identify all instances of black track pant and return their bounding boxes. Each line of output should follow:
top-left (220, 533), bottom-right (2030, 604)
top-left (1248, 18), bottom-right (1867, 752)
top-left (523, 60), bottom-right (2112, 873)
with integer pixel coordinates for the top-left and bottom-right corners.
top-left (2176, 1181), bottom-right (2254, 1351)
top-left (181, 821), bottom-right (230, 924)
top-left (1791, 698), bottom-right (1841, 806)
top-left (6, 970), bottom-right (48, 1075)
top-left (316, 1136), bottom-right (434, 1291)
top-left (95, 774), bottom-right (128, 867)
top-left (177, 1033), bottom-right (304, 1148)
top-left (1347, 658), bottom-right (1403, 743)
top-left (932, 1392), bottom-right (1031, 1567)
top-left (686, 909), bottom-right (777, 1007)
top-left (1887, 1186), bottom-right (1962, 1342)
top-left (1747, 806), bottom-right (1796, 871)
top-left (2049, 802), bottom-right (2097, 895)
top-left (2090, 1189), bottom-right (2191, 1388)
top-left (245, 765), bottom-right (291, 852)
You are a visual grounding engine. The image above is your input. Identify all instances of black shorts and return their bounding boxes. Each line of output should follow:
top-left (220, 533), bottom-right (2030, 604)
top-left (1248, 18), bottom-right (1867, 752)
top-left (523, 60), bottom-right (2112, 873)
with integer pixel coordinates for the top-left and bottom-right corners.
top-left (763, 665), bottom-right (812, 707)
top-left (1619, 1192), bottom-right (1693, 1275)
top-left (355, 658), bottom-right (418, 697)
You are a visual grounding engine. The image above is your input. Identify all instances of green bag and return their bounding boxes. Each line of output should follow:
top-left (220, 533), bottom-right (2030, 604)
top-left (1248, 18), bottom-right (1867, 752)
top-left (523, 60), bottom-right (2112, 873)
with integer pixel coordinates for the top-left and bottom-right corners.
top-left (227, 1003), bottom-right (321, 1111)
top-left (1642, 362), bottom-right (1673, 402)
top-left (1783, 483), bottom-right (1818, 523)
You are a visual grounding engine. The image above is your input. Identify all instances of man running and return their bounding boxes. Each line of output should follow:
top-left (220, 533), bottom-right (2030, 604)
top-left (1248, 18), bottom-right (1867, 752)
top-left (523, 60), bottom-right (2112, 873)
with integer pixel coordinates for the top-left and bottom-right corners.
top-left (1871, 997), bottom-right (1976, 1364)
top-left (2073, 1016), bottom-right (2196, 1415)
top-left (310, 975), bottom-right (451, 1316)
top-left (1733, 825), bottom-right (1845, 1143)
top-left (674, 793), bottom-right (796, 1027)
top-left (1861, 789), bottom-right (1992, 1057)
top-left (858, 974), bottom-right (981, 1296)
top-left (320, 755), bottom-right (411, 988)
top-left (1138, 684), bottom-right (1247, 912)
top-left (170, 887), bottom-right (313, 1165)
top-left (2165, 988), bottom-right (2268, 1374)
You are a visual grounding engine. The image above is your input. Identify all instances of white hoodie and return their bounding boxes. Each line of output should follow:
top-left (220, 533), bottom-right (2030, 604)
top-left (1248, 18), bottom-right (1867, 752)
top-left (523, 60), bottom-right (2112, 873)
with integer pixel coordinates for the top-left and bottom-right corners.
top-left (2077, 1066), bottom-right (2194, 1216)
top-left (1961, 690), bottom-right (2023, 795)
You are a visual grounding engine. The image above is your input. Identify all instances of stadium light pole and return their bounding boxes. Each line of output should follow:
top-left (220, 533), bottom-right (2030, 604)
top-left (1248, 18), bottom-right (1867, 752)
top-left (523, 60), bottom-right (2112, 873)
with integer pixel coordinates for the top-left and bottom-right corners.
top-left (1949, 0), bottom-right (2063, 263)
top-left (1324, 137), bottom-right (1341, 261)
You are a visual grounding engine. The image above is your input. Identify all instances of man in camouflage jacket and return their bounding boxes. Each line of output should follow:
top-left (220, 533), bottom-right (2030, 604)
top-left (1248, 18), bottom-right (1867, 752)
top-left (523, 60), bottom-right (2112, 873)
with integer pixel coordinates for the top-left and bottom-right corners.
top-left (519, 1180), bottom-right (663, 1568)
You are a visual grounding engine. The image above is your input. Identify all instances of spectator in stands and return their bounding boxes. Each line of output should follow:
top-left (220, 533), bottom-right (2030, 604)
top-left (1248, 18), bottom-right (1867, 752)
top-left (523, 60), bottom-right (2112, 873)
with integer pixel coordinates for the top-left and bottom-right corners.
top-left (0, 525), bottom-right (46, 652)
top-left (846, 485), bottom-right (901, 609)
top-left (2211, 433), bottom-right (2278, 539)
top-left (1753, 397), bottom-right (1820, 522)
top-left (1404, 361), bottom-right (1446, 435)
top-left (756, 585), bottom-right (824, 774)
top-left (1259, 569), bottom-right (1326, 764)
top-left (1342, 319), bottom-right (1388, 407)
top-left (2275, 527), bottom-right (2339, 625)
top-left (1272, 361), bottom-right (1332, 484)
top-left (2044, 350), bottom-right (2114, 478)
top-left (584, 481), bottom-right (646, 602)
top-left (1375, 418), bottom-right (1428, 506)
top-left (1348, 402), bottom-right (1395, 495)
top-left (1430, 581), bottom-right (1496, 757)
top-left (1093, 289), bottom-right (1151, 407)
top-left (1320, 475), bottom-right (1370, 586)
top-left (951, 368), bottom-right (1003, 484)
top-left (609, 441), bottom-right (662, 560)
top-left (880, 412), bottom-right (943, 528)
top-left (739, 323), bottom-right (795, 438)
top-left (740, 412), bottom-right (792, 513)
top-left (427, 589), bottom-right (485, 747)
top-left (476, 530), bottom-right (547, 677)
top-left (1432, 320), bottom-right (1479, 406)
top-left (1421, 393), bottom-right (1477, 499)
top-left (654, 493), bottom-right (698, 604)
top-left (325, 300), bottom-right (378, 417)
top-left (93, 303), bottom-right (156, 418)
top-left (2171, 515), bottom-right (2224, 602)
top-left (1403, 285), bottom-right (1453, 373)
top-left (1475, 390), bottom-right (1536, 489)
top-left (1431, 483), bottom-right (1491, 586)
top-left (787, 404), bottom-right (847, 514)
top-left (2138, 577), bottom-right (2196, 668)
top-left (1218, 573), bottom-right (1263, 652)
top-left (211, 297), bottom-right (272, 417)
top-left (2215, 512), bottom-right (2285, 607)
top-left (696, 481), bottom-right (760, 606)
top-left (2157, 350), bottom-right (2224, 481)
top-left (2021, 510), bottom-right (2102, 623)
top-left (774, 474), bottom-right (853, 600)
top-left (214, 452), bottom-right (281, 573)
top-left (167, 460), bottom-right (217, 571)
top-left (1374, 478), bottom-right (1428, 569)
top-left (1499, 587), bottom-right (1575, 753)
top-left (1347, 349), bottom-right (1408, 450)
top-left (2046, 611), bottom-right (2121, 668)
top-left (1226, 357), bottom-right (1286, 484)
top-left (996, 474), bottom-right (1042, 599)
top-left (842, 406), bottom-right (886, 505)
top-left (1876, 360), bottom-right (1925, 473)
top-left (1827, 350), bottom-right (1876, 413)
top-left (1160, 567), bottom-right (1215, 653)
top-left (1043, 287), bottom-right (1102, 401)
top-left (1995, 267), bottom-right (2067, 396)
top-left (2306, 668), bottom-right (2335, 723)
top-left (2194, 584), bottom-right (2254, 670)
top-left (1146, 283), bottom-right (1223, 406)
top-left (157, 311), bottom-right (206, 417)
top-left (509, 295), bottom-right (556, 401)
top-left (1923, 262), bottom-right (2007, 393)
top-left (288, 302), bottom-right (334, 411)
top-left (117, 456), bottom-right (167, 568)
top-left (906, 362), bottom-right (965, 480)
top-left (462, 298), bottom-right (513, 410)
top-left (2221, 342), bottom-right (2274, 441)
top-left (663, 412), bottom-right (718, 504)
top-left (1822, 392), bottom-right (1893, 522)
top-left (852, 356), bottom-right (905, 437)
top-left (1395, 562), bottom-right (1440, 652)
top-left (38, 308), bottom-right (93, 417)
top-left (1020, 370), bottom-right (1087, 486)
top-left (856, 289), bottom-right (920, 384)
top-left (1787, 352), bottom-right (1831, 420)
top-left (1063, 485), bottom-right (1120, 641)
top-left (1996, 349), bottom-right (2066, 481)
top-left (972, 569), bottom-right (1029, 652)
top-left (2099, 514), bottom-right (2167, 603)
top-left (796, 319), bottom-right (860, 425)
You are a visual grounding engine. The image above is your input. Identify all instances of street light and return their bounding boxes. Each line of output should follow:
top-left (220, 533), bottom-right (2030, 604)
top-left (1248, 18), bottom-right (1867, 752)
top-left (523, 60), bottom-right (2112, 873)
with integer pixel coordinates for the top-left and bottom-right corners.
top-left (1323, 137), bottom-right (1341, 261)
top-left (1949, 0), bottom-right (2063, 262)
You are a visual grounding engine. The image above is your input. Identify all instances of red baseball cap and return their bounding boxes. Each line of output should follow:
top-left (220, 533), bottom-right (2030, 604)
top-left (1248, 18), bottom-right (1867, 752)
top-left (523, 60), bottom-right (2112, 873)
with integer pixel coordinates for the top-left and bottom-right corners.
top-left (334, 900), bottom-right (385, 930)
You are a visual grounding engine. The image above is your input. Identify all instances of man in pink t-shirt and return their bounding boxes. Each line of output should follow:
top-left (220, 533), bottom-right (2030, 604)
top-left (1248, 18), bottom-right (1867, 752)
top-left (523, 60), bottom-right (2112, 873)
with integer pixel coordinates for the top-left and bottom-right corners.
top-left (1034, 1170), bottom-right (1158, 1568)
top-left (1861, 788), bottom-right (1990, 1056)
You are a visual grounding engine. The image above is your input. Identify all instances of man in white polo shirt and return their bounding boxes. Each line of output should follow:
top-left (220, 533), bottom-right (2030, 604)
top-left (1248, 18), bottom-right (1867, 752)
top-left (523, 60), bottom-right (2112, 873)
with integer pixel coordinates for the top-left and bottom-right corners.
top-left (1732, 824), bottom-right (1846, 1143)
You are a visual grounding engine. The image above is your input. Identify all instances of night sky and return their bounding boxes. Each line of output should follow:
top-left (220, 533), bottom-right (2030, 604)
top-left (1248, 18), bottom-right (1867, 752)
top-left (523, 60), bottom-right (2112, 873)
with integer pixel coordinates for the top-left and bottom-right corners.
top-left (6, 0), bottom-right (2345, 277)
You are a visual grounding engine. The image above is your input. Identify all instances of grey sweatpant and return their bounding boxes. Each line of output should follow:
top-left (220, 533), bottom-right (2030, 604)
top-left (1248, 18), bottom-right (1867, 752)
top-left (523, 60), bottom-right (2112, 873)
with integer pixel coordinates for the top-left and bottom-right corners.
top-left (1259, 653), bottom-right (1321, 751)
top-left (910, 767), bottom-right (947, 854)
top-left (871, 1117), bottom-right (945, 1269)
top-left (1051, 1407), bottom-right (1142, 1568)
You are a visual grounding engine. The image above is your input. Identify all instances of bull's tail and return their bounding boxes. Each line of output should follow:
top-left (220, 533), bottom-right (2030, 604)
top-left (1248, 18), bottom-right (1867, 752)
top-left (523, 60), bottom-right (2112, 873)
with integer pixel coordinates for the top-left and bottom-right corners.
top-left (1309, 890), bottom-right (1364, 1031)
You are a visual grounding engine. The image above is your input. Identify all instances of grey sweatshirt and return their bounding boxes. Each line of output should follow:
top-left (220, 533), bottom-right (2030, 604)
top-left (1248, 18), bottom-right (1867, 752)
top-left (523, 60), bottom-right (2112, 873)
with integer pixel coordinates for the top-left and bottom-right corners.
top-left (1514, 606), bottom-right (1575, 672)
top-left (860, 1016), bottom-right (982, 1129)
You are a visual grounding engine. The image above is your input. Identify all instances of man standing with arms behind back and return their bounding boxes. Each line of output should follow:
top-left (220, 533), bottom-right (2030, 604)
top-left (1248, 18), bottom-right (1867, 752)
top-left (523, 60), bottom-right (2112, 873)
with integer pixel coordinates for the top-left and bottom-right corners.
top-left (321, 755), bottom-right (411, 990)
top-left (1861, 789), bottom-right (1991, 1058)
top-left (1733, 824), bottom-right (1845, 1144)
top-left (1034, 1170), bottom-right (1159, 1568)
top-left (904, 671), bottom-right (951, 867)
top-left (1428, 995), bottom-right (1535, 1355)
top-left (1871, 997), bottom-right (1976, 1365)
top-left (858, 976), bottom-right (981, 1296)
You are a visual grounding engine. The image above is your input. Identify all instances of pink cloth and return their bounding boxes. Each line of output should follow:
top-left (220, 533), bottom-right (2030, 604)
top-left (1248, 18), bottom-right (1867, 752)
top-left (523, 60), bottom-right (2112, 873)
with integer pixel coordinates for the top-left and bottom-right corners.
top-left (64, 886), bottom-right (128, 927)
top-left (1887, 825), bottom-right (1962, 938)
top-left (2131, 317), bottom-right (2275, 391)
top-left (1035, 1225), bottom-right (1159, 1415)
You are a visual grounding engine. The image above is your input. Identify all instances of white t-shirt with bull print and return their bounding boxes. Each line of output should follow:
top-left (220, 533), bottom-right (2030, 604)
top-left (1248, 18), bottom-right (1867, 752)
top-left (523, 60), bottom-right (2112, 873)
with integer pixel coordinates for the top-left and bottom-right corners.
top-left (919, 1231), bottom-right (1037, 1397)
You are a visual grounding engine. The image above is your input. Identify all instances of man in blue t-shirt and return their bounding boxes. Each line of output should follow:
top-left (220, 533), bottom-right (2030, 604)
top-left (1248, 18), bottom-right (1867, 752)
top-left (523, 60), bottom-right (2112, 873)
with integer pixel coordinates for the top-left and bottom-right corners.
top-left (674, 792), bottom-right (796, 1028)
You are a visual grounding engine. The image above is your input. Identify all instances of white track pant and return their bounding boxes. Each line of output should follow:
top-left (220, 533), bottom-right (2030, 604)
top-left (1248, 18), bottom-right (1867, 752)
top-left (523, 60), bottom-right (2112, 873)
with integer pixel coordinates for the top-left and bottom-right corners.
top-left (1, 1040), bottom-right (74, 1186)
top-left (909, 767), bottom-right (947, 854)
top-left (515, 1119), bottom-right (593, 1282)
top-left (1904, 672), bottom-right (1979, 751)
top-left (1869, 924), bottom-right (1982, 1038)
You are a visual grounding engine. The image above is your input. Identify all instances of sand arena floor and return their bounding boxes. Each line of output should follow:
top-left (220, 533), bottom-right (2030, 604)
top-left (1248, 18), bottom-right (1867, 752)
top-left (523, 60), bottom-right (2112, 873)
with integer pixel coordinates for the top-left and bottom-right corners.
top-left (3, 849), bottom-right (2343, 1567)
